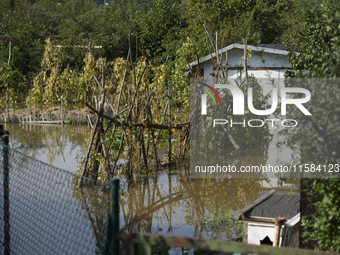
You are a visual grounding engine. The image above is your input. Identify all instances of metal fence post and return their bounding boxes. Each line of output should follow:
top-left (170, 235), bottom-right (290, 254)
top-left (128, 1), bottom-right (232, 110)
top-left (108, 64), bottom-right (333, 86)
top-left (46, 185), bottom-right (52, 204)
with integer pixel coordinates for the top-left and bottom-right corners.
top-left (2, 135), bottom-right (10, 255)
top-left (111, 178), bottom-right (120, 254)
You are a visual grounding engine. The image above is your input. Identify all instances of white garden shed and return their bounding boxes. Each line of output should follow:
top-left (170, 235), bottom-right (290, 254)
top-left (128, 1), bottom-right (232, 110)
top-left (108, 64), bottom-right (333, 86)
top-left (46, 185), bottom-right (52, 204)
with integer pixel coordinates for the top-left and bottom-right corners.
top-left (187, 43), bottom-right (294, 85)
top-left (188, 44), bottom-right (299, 189)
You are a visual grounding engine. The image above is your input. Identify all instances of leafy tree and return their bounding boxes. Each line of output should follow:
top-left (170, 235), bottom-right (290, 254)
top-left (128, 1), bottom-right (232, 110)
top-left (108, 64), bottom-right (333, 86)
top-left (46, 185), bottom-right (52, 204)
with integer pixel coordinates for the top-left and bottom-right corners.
top-left (285, 3), bottom-right (340, 251)
top-left (0, 0), bottom-right (50, 76)
top-left (181, 0), bottom-right (296, 60)
top-left (135, 0), bottom-right (185, 59)
top-left (287, 4), bottom-right (340, 78)
top-left (247, 0), bottom-right (296, 44)
top-left (0, 60), bottom-right (26, 111)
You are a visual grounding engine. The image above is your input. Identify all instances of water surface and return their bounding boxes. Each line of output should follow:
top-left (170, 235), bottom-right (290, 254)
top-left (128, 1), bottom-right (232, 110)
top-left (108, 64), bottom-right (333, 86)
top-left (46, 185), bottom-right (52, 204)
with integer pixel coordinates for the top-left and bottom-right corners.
top-left (3, 123), bottom-right (89, 172)
top-left (2, 123), bottom-right (298, 245)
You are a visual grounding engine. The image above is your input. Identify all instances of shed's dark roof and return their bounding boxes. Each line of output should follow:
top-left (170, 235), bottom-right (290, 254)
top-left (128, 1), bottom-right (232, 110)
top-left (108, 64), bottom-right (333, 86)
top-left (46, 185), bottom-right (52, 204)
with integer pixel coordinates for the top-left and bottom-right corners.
top-left (244, 195), bottom-right (300, 220)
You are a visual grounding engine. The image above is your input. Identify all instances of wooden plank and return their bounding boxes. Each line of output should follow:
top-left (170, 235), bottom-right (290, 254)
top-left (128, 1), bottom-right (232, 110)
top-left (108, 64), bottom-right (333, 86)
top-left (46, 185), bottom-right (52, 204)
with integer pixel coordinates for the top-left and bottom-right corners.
top-left (118, 232), bottom-right (338, 255)
top-left (240, 189), bottom-right (277, 214)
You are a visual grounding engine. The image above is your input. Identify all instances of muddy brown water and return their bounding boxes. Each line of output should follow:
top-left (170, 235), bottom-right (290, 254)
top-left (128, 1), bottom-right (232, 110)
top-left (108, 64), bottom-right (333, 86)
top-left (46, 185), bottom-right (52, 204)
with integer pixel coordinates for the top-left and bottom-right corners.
top-left (2, 123), bottom-right (294, 244)
top-left (3, 123), bottom-right (89, 171)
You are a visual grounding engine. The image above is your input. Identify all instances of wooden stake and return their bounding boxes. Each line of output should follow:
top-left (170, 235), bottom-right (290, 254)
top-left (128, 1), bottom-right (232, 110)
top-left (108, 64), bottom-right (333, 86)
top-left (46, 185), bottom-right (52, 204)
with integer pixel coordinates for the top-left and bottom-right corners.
top-left (100, 129), bottom-right (112, 177)
top-left (79, 116), bottom-right (100, 187)
top-left (243, 38), bottom-right (248, 86)
top-left (167, 82), bottom-right (171, 164)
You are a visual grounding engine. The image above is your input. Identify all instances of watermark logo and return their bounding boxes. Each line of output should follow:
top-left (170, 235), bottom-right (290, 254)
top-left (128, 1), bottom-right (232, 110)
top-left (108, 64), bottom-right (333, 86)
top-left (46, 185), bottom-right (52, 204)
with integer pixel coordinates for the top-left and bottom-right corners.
top-left (198, 82), bottom-right (222, 115)
top-left (200, 84), bottom-right (311, 116)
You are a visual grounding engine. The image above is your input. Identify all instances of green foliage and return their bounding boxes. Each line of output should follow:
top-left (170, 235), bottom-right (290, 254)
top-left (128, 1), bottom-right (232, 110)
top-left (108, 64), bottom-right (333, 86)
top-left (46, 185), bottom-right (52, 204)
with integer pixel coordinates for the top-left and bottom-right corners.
top-left (247, 0), bottom-right (296, 44)
top-left (26, 38), bottom-right (65, 105)
top-left (182, 0), bottom-right (296, 59)
top-left (136, 0), bottom-right (185, 59)
top-left (0, 0), bottom-right (306, 77)
top-left (287, 3), bottom-right (340, 78)
top-left (285, 4), bottom-right (340, 164)
top-left (285, 3), bottom-right (340, 251)
top-left (0, 60), bottom-right (26, 108)
top-left (0, 0), bottom-right (46, 74)
top-left (301, 179), bottom-right (340, 252)
top-left (167, 38), bottom-right (194, 115)
top-left (201, 209), bottom-right (243, 242)
top-left (26, 39), bottom-right (113, 106)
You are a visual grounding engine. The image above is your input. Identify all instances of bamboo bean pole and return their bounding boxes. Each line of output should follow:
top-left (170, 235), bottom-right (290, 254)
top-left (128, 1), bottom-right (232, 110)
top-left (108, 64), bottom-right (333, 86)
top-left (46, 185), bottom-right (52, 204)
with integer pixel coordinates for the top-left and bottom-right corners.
top-left (138, 94), bottom-right (155, 172)
top-left (120, 120), bottom-right (132, 179)
top-left (139, 128), bottom-right (149, 171)
top-left (100, 129), bottom-right (112, 177)
top-left (154, 100), bottom-right (169, 146)
top-left (243, 38), bottom-right (248, 86)
top-left (112, 134), bottom-right (125, 174)
top-left (225, 49), bottom-right (228, 81)
top-left (107, 69), bottom-right (128, 137)
top-left (147, 103), bottom-right (159, 169)
top-left (135, 32), bottom-right (138, 62)
top-left (166, 82), bottom-right (171, 163)
top-left (126, 65), bottom-right (146, 120)
top-left (144, 97), bottom-right (154, 155)
top-left (79, 116), bottom-right (100, 187)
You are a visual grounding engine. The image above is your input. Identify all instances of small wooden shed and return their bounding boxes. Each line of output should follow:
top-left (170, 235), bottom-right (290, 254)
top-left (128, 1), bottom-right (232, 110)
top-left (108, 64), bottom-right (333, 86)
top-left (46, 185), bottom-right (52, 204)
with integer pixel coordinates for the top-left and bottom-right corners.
top-left (187, 43), bottom-right (294, 84)
top-left (240, 190), bottom-right (300, 247)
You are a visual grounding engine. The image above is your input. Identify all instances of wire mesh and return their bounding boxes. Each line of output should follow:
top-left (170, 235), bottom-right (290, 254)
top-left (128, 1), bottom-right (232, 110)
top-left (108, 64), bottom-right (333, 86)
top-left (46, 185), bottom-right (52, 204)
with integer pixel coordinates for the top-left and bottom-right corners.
top-left (0, 142), bottom-right (111, 255)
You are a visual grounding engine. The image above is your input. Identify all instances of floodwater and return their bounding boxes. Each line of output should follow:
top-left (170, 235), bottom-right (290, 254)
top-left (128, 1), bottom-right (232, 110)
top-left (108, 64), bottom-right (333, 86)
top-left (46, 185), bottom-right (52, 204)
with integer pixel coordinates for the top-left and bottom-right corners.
top-left (1, 123), bottom-right (298, 251)
top-left (117, 172), bottom-right (265, 240)
top-left (3, 123), bottom-right (89, 172)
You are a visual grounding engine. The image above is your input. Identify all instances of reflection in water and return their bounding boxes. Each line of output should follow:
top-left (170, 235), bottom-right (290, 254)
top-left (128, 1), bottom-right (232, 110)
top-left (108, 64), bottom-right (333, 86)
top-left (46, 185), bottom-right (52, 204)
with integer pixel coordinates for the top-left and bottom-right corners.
top-left (2, 123), bottom-right (292, 247)
top-left (74, 171), bottom-right (268, 242)
top-left (120, 172), bottom-right (266, 240)
top-left (3, 123), bottom-right (90, 172)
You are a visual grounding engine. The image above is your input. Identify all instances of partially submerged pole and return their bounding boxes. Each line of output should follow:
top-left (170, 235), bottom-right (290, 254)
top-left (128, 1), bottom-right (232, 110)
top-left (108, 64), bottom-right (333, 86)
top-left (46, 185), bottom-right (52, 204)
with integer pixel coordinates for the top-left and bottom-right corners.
top-left (61, 96), bottom-right (64, 125)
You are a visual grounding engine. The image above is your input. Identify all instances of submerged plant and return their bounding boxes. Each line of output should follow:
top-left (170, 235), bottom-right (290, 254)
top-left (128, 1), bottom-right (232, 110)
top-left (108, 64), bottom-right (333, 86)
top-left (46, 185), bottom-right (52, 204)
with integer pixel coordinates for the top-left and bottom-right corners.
top-left (201, 209), bottom-right (243, 242)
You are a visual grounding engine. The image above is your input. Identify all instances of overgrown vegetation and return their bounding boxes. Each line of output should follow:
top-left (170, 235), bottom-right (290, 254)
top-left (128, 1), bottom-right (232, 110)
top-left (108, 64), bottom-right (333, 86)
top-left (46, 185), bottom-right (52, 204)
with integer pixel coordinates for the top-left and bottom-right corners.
top-left (2, 0), bottom-right (340, 251)
top-left (0, 0), bottom-right (327, 76)
top-left (284, 4), bottom-right (340, 252)
top-left (0, 48), bottom-right (26, 113)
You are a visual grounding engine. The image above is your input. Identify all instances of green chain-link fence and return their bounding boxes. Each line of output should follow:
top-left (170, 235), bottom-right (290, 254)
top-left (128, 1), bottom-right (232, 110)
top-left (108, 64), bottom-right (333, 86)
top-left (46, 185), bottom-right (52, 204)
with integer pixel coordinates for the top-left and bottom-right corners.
top-left (0, 134), bottom-right (111, 255)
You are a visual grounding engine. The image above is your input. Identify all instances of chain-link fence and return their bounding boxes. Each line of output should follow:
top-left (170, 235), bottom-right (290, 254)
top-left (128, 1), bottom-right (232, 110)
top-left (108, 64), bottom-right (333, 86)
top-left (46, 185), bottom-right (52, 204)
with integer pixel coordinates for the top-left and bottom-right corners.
top-left (0, 135), bottom-right (111, 255)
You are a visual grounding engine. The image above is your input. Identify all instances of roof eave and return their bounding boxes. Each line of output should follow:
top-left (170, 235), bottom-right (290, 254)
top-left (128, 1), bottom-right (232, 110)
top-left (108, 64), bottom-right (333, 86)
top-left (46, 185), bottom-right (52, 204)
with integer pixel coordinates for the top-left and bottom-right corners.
top-left (187, 44), bottom-right (298, 68)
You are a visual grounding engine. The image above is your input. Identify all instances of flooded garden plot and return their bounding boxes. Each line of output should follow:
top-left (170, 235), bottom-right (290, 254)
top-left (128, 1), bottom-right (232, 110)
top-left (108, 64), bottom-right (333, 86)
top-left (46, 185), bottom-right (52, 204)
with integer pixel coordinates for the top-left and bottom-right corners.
top-left (2, 122), bottom-right (296, 243)
top-left (0, 35), bottom-right (302, 254)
